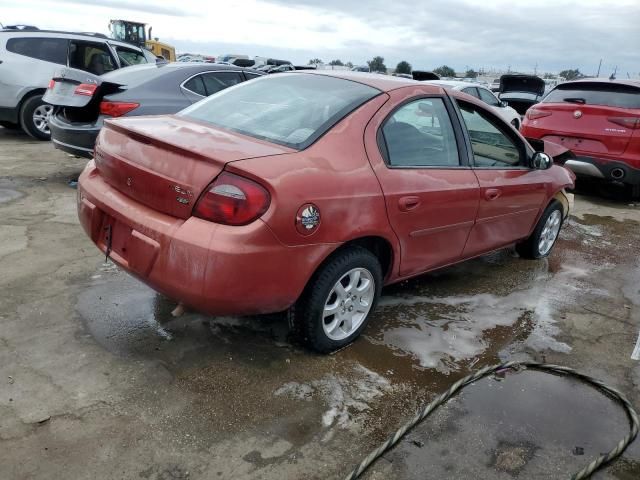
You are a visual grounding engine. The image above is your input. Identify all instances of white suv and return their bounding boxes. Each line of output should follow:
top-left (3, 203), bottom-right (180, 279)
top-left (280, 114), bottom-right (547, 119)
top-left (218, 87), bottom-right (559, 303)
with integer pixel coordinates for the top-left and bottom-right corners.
top-left (0, 29), bottom-right (155, 139)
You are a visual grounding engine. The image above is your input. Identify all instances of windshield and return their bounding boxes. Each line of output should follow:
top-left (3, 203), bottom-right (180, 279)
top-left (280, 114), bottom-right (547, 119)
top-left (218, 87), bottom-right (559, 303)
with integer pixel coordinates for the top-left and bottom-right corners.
top-left (543, 83), bottom-right (640, 108)
top-left (179, 74), bottom-right (380, 149)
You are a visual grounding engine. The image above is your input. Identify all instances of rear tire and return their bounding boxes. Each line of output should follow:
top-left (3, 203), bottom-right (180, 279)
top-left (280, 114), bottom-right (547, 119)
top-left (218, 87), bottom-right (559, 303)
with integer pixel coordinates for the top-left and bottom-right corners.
top-left (20, 94), bottom-right (53, 140)
top-left (289, 246), bottom-right (382, 353)
top-left (0, 121), bottom-right (20, 130)
top-left (516, 200), bottom-right (564, 259)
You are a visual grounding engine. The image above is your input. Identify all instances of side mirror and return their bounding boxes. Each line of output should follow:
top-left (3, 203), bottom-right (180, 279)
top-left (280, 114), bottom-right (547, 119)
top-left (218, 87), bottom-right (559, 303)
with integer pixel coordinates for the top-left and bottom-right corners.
top-left (530, 152), bottom-right (552, 170)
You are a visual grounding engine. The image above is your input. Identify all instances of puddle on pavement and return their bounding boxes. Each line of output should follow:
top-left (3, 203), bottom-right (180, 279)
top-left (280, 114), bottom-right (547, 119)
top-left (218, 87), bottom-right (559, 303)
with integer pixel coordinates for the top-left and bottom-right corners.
top-left (381, 368), bottom-right (637, 479)
top-left (0, 178), bottom-right (24, 204)
top-left (73, 213), bottom-right (640, 459)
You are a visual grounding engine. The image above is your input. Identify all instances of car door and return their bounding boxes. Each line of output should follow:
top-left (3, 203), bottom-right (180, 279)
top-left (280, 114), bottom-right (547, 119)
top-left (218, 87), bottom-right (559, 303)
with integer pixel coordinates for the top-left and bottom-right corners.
top-left (364, 90), bottom-right (480, 277)
top-left (454, 98), bottom-right (548, 257)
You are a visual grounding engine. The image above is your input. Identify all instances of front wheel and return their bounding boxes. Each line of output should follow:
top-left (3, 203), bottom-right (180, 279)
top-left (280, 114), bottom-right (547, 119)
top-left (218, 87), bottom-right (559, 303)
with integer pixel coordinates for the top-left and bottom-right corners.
top-left (290, 246), bottom-right (382, 353)
top-left (516, 200), bottom-right (564, 259)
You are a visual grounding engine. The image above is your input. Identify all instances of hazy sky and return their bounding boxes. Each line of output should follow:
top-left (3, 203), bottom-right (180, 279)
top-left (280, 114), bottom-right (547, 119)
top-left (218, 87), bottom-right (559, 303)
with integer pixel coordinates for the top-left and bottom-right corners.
top-left (2, 0), bottom-right (638, 76)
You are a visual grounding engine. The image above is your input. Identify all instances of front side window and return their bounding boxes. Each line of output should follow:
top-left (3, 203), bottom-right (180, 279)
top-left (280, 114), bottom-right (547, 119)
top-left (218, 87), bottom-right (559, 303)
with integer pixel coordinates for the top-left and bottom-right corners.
top-left (6, 37), bottom-right (68, 65)
top-left (200, 72), bottom-right (243, 95)
top-left (180, 74), bottom-right (380, 149)
top-left (115, 46), bottom-right (147, 66)
top-left (68, 41), bottom-right (115, 75)
top-left (457, 100), bottom-right (523, 168)
top-left (478, 88), bottom-right (500, 107)
top-left (381, 98), bottom-right (459, 167)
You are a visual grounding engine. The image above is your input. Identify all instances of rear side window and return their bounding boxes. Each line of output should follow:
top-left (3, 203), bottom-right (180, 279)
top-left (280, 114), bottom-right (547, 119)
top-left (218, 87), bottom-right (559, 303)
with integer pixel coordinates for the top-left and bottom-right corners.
top-left (200, 72), bottom-right (243, 95)
top-left (6, 37), bottom-right (68, 65)
top-left (543, 83), bottom-right (640, 108)
top-left (461, 87), bottom-right (479, 98)
top-left (183, 75), bottom-right (207, 96)
top-left (180, 74), bottom-right (380, 150)
top-left (69, 41), bottom-right (115, 75)
top-left (381, 98), bottom-right (459, 167)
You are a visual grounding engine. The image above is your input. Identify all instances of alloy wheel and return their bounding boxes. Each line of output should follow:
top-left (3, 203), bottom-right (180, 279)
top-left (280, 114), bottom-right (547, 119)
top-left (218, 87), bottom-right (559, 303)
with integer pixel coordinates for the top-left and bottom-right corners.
top-left (539, 210), bottom-right (562, 255)
top-left (322, 267), bottom-right (375, 341)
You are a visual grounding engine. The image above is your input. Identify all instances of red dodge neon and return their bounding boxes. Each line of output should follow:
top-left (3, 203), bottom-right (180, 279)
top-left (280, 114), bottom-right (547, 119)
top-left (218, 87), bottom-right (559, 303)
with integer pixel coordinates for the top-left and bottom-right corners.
top-left (78, 71), bottom-right (574, 352)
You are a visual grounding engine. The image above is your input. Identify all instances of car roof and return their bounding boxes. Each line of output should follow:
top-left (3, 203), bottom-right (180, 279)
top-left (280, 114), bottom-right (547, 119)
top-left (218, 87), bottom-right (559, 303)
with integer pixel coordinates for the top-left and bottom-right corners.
top-left (297, 69), bottom-right (428, 92)
top-left (0, 29), bottom-right (140, 49)
top-left (427, 80), bottom-right (489, 90)
top-left (559, 78), bottom-right (640, 90)
top-left (100, 61), bottom-right (254, 79)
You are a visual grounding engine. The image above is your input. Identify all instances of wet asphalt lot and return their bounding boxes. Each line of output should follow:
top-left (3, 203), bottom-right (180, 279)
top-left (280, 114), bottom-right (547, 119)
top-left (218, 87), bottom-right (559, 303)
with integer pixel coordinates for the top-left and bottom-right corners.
top-left (1, 126), bottom-right (639, 480)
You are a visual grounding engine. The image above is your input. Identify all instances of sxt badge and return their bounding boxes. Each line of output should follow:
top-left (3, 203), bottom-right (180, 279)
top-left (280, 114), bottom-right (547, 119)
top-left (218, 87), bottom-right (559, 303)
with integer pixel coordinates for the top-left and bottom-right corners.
top-left (296, 204), bottom-right (321, 235)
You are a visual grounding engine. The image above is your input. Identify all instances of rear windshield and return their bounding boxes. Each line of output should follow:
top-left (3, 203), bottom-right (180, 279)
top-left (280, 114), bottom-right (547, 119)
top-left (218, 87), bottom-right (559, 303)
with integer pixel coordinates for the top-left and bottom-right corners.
top-left (179, 74), bottom-right (381, 149)
top-left (543, 83), bottom-right (640, 108)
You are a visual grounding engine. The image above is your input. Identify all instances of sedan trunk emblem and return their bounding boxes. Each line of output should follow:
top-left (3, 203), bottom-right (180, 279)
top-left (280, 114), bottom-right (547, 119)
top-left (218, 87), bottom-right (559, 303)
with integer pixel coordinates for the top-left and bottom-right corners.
top-left (126, 177), bottom-right (132, 186)
top-left (573, 110), bottom-right (583, 119)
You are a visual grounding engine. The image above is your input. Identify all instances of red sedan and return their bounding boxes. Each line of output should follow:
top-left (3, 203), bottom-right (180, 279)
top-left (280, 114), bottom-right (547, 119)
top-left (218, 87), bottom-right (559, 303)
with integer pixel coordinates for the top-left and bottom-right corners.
top-left (78, 71), bottom-right (574, 352)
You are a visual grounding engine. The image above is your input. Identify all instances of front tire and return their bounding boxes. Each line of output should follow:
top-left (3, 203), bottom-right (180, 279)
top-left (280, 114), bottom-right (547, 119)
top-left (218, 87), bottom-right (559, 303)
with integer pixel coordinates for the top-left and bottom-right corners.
top-left (20, 95), bottom-right (53, 140)
top-left (290, 246), bottom-right (382, 353)
top-left (516, 200), bottom-right (564, 259)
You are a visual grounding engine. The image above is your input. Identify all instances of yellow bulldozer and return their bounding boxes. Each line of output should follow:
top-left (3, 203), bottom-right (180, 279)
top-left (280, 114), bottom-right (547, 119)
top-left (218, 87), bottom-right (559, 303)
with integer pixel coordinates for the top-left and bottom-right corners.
top-left (109, 19), bottom-right (176, 62)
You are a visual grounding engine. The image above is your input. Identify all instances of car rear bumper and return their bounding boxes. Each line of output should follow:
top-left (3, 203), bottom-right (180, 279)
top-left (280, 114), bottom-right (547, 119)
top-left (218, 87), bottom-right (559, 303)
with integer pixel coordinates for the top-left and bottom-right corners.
top-left (563, 156), bottom-right (640, 185)
top-left (77, 161), bottom-right (334, 316)
top-left (49, 113), bottom-right (100, 159)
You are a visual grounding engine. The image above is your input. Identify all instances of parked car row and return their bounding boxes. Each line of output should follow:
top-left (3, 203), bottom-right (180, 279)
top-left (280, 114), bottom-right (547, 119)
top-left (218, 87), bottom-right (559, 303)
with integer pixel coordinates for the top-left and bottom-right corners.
top-left (44, 63), bottom-right (263, 158)
top-left (0, 28), bottom-right (155, 139)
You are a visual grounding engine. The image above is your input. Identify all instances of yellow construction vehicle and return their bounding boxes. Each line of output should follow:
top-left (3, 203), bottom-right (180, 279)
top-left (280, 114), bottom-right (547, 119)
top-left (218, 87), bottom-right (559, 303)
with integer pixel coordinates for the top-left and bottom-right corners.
top-left (109, 20), bottom-right (176, 62)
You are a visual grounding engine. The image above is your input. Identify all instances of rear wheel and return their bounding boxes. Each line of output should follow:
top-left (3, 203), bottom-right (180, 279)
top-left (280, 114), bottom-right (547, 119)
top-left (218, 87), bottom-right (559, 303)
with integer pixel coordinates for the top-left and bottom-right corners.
top-left (290, 246), bottom-right (382, 353)
top-left (516, 200), bottom-right (563, 259)
top-left (20, 94), bottom-right (53, 140)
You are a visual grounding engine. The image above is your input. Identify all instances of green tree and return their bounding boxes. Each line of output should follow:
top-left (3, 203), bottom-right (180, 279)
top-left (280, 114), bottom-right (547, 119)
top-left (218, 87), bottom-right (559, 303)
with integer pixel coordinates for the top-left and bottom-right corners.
top-left (433, 65), bottom-right (456, 77)
top-left (329, 59), bottom-right (344, 66)
top-left (308, 58), bottom-right (323, 65)
top-left (345, 61), bottom-right (354, 69)
top-left (395, 60), bottom-right (412, 74)
top-left (465, 69), bottom-right (478, 78)
top-left (558, 68), bottom-right (584, 80)
top-left (367, 56), bottom-right (386, 73)
top-left (543, 72), bottom-right (556, 79)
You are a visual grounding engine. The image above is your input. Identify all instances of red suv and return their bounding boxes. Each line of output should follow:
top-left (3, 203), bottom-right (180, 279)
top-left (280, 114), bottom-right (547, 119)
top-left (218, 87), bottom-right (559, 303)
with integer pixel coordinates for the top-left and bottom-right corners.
top-left (78, 72), bottom-right (574, 352)
top-left (521, 79), bottom-right (640, 194)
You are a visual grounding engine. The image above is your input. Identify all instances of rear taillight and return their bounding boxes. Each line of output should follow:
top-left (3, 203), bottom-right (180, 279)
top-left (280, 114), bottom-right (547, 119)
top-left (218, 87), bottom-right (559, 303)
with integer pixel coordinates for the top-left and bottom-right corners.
top-left (99, 101), bottom-right (140, 117)
top-left (193, 172), bottom-right (270, 225)
top-left (608, 117), bottom-right (640, 129)
top-left (48, 79), bottom-right (55, 89)
top-left (74, 83), bottom-right (98, 96)
top-left (526, 108), bottom-right (552, 120)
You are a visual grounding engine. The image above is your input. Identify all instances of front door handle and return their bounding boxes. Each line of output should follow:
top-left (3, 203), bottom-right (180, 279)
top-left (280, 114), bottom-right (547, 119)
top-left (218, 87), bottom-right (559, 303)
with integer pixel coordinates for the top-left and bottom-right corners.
top-left (398, 196), bottom-right (421, 212)
top-left (484, 188), bottom-right (502, 201)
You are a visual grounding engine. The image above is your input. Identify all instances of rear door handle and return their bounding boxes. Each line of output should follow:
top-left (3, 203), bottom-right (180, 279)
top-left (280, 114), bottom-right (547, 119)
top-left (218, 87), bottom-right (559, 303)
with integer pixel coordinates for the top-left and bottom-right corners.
top-left (484, 188), bottom-right (502, 201)
top-left (398, 196), bottom-right (421, 212)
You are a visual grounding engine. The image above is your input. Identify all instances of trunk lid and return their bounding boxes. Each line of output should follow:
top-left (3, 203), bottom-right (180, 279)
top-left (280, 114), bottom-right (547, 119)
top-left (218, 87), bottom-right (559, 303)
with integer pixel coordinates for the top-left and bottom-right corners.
top-left (94, 115), bottom-right (294, 219)
top-left (500, 74), bottom-right (545, 96)
top-left (531, 103), bottom-right (639, 156)
top-left (43, 67), bottom-right (125, 123)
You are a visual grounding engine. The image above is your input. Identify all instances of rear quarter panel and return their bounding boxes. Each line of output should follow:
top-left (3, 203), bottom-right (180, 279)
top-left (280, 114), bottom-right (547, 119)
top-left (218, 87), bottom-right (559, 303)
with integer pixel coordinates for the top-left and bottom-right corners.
top-left (226, 93), bottom-right (400, 263)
